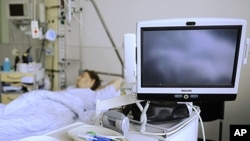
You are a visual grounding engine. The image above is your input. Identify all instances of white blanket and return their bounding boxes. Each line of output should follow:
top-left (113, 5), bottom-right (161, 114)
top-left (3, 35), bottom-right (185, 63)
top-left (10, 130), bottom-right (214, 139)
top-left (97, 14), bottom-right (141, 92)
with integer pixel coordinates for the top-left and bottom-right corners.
top-left (0, 85), bottom-right (118, 141)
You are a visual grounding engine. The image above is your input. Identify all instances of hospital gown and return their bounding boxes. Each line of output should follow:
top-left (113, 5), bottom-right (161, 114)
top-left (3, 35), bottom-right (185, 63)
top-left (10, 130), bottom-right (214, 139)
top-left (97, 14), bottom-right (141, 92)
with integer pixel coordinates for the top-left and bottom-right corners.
top-left (0, 85), bottom-right (119, 141)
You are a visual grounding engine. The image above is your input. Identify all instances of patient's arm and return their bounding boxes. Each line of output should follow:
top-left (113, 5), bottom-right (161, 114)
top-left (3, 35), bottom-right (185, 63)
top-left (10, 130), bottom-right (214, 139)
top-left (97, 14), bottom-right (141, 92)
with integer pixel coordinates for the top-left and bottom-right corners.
top-left (97, 77), bottom-right (123, 91)
top-left (108, 77), bottom-right (123, 90)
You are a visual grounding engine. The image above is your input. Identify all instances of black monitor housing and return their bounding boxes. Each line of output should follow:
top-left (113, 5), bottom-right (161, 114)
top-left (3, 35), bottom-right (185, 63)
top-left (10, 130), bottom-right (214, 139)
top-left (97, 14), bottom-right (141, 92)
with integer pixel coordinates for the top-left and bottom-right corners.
top-left (136, 18), bottom-right (248, 102)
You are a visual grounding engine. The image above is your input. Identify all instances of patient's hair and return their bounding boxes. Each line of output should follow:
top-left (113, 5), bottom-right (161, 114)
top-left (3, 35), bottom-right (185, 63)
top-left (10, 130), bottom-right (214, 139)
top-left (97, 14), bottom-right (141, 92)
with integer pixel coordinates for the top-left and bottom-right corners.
top-left (83, 69), bottom-right (101, 90)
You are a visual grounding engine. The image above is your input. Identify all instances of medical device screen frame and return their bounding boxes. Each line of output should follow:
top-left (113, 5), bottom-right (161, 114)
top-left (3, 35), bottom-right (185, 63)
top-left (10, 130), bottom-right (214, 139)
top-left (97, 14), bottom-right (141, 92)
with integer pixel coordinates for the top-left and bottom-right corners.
top-left (136, 18), bottom-right (247, 102)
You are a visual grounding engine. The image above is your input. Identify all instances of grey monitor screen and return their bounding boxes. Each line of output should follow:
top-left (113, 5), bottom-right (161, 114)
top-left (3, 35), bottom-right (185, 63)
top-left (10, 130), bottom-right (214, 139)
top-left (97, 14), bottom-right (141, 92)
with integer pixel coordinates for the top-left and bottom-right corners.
top-left (141, 26), bottom-right (241, 88)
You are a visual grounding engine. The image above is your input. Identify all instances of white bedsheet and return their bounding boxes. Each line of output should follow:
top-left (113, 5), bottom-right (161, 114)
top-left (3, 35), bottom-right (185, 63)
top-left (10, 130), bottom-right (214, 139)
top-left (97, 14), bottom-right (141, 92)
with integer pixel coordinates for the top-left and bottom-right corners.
top-left (0, 90), bottom-right (94, 141)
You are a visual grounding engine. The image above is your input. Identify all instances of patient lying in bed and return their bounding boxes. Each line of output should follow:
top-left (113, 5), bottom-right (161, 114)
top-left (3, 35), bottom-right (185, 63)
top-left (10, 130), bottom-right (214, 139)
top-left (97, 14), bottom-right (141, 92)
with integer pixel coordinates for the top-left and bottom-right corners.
top-left (0, 70), bottom-right (123, 141)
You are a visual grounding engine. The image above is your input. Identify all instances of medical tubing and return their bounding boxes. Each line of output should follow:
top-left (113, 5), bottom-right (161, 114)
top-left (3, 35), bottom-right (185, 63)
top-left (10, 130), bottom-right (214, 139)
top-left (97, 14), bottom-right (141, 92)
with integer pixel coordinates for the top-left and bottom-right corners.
top-left (140, 101), bottom-right (150, 132)
top-left (128, 118), bottom-right (192, 137)
top-left (135, 100), bottom-right (150, 132)
top-left (135, 101), bottom-right (143, 112)
top-left (186, 103), bottom-right (206, 141)
top-left (129, 102), bottom-right (202, 138)
top-left (135, 101), bottom-right (145, 130)
top-left (164, 109), bottom-right (199, 136)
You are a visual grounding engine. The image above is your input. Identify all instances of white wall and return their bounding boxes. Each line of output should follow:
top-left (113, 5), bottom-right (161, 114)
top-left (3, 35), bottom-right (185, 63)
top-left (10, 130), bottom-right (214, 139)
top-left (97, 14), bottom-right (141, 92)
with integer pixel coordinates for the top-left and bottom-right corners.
top-left (65, 0), bottom-right (250, 141)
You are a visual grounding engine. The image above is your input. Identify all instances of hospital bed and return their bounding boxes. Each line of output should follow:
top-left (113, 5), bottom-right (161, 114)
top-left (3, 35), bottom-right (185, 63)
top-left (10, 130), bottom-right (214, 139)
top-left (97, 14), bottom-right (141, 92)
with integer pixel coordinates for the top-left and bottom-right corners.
top-left (0, 65), bottom-right (199, 141)
top-left (0, 78), bottom-right (120, 141)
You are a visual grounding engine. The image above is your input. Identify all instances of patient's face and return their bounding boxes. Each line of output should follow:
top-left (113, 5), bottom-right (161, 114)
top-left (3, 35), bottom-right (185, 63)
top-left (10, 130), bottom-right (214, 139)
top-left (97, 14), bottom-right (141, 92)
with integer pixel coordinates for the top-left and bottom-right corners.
top-left (76, 72), bottom-right (95, 89)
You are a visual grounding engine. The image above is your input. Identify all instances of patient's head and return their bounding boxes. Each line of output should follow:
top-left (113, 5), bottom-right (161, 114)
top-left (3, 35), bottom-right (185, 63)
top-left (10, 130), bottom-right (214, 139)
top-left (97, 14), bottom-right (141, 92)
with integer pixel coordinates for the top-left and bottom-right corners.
top-left (76, 70), bottom-right (101, 90)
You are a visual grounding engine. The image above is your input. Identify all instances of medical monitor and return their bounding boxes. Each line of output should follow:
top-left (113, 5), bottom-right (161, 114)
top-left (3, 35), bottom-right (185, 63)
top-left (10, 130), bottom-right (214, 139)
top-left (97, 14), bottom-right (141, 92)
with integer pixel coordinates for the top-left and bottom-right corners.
top-left (6, 0), bottom-right (33, 20)
top-left (136, 18), bottom-right (247, 102)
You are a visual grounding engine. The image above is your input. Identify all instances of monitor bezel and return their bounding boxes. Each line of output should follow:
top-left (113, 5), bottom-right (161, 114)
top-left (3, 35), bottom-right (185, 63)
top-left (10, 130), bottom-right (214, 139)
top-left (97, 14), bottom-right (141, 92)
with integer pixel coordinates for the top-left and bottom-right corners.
top-left (136, 18), bottom-right (247, 102)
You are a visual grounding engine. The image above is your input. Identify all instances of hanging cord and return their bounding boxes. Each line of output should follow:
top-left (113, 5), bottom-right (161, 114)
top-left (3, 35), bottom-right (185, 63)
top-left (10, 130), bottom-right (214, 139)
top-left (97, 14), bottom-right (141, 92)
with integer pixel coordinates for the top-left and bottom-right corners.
top-left (128, 102), bottom-right (203, 138)
top-left (186, 103), bottom-right (206, 141)
top-left (33, 0), bottom-right (37, 20)
top-left (135, 100), bottom-right (149, 132)
top-left (89, 0), bottom-right (124, 76)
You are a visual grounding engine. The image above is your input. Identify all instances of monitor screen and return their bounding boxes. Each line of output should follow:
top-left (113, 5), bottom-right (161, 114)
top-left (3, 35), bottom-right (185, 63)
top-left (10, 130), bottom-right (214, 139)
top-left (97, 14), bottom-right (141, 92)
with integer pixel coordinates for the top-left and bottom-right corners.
top-left (6, 0), bottom-right (32, 20)
top-left (9, 4), bottom-right (25, 16)
top-left (136, 18), bottom-right (247, 101)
